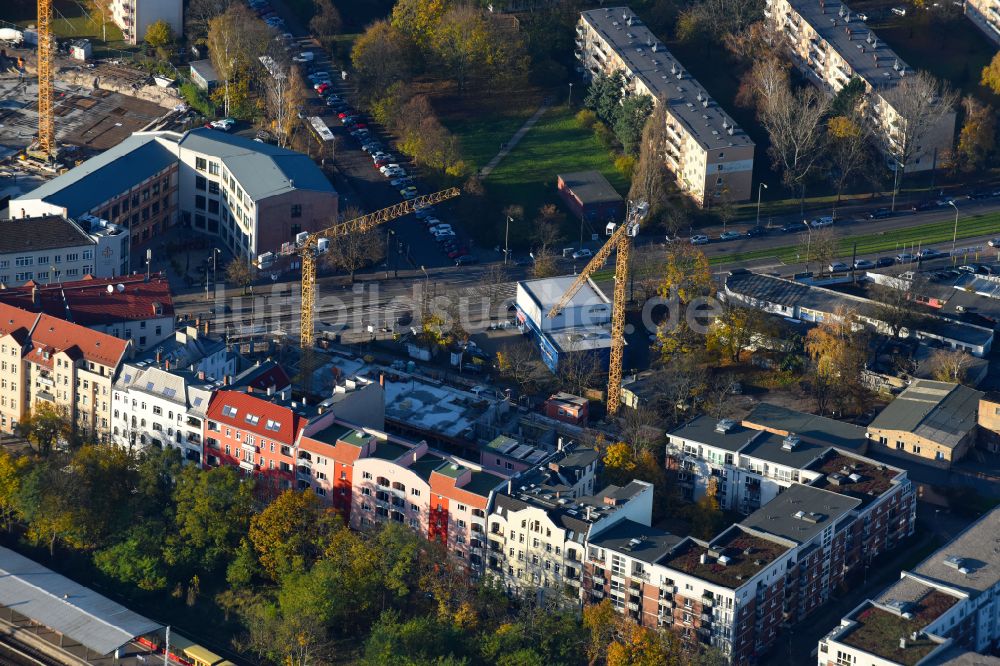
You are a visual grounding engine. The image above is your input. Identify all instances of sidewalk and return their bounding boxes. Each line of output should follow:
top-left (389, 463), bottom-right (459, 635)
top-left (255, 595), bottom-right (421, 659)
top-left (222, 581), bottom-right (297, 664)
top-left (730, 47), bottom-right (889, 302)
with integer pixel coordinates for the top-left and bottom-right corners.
top-left (479, 97), bottom-right (554, 178)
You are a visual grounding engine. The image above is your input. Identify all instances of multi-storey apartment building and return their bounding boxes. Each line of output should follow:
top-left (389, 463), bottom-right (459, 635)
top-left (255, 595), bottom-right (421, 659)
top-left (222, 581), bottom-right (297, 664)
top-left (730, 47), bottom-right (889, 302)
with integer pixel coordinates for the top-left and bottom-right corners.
top-left (297, 415), bottom-right (506, 573)
top-left (0, 274), bottom-right (175, 352)
top-left (488, 477), bottom-right (654, 600)
top-left (111, 362), bottom-right (213, 464)
top-left (133, 323), bottom-right (236, 381)
top-left (965, 0), bottom-right (1000, 45)
top-left (0, 302), bottom-right (129, 437)
top-left (11, 134), bottom-right (179, 247)
top-left (11, 129), bottom-right (338, 259)
top-left (767, 0), bottom-right (956, 172)
top-left (819, 506), bottom-right (1000, 666)
top-left (0, 215), bottom-right (128, 286)
top-left (575, 7), bottom-right (755, 206)
top-left (111, 0), bottom-right (183, 45)
top-left (204, 389), bottom-right (309, 497)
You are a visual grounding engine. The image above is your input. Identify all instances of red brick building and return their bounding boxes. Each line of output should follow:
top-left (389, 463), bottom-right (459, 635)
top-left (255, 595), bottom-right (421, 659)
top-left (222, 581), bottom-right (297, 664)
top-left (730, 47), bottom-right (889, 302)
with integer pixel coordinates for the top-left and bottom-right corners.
top-left (544, 392), bottom-right (589, 426)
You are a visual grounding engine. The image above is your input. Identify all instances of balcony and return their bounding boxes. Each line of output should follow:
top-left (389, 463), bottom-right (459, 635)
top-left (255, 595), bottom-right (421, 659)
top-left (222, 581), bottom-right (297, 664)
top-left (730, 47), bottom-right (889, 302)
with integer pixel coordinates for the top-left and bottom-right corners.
top-left (627, 602), bottom-right (640, 612)
top-left (241, 442), bottom-right (256, 454)
top-left (701, 613), bottom-right (712, 622)
top-left (239, 459), bottom-right (255, 472)
top-left (660, 599), bottom-right (674, 609)
top-left (567, 578), bottom-right (581, 588)
top-left (296, 470), bottom-right (311, 482)
top-left (702, 596), bottom-right (714, 607)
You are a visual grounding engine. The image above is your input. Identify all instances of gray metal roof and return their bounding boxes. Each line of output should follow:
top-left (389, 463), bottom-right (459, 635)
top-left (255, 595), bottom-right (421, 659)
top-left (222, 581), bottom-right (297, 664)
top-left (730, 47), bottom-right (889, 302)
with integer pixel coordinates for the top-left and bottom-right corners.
top-left (580, 7), bottom-right (753, 150)
top-left (868, 379), bottom-right (983, 449)
top-left (178, 129), bottom-right (335, 201)
top-left (740, 431), bottom-right (831, 469)
top-left (13, 134), bottom-right (176, 217)
top-left (557, 170), bottom-right (623, 205)
top-left (589, 519), bottom-right (683, 564)
top-left (668, 414), bottom-right (763, 452)
top-left (520, 276), bottom-right (611, 312)
top-left (907, 504), bottom-right (1000, 596)
top-left (744, 403), bottom-right (868, 452)
top-left (741, 483), bottom-right (860, 544)
top-left (0, 547), bottom-right (162, 655)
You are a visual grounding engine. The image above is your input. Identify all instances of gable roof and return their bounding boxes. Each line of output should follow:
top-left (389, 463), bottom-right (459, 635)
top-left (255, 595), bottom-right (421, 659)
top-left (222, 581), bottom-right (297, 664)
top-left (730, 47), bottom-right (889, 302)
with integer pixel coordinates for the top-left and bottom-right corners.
top-left (869, 379), bottom-right (983, 449)
top-left (0, 274), bottom-right (173, 326)
top-left (12, 133), bottom-right (177, 217)
top-left (177, 129), bottom-right (335, 200)
top-left (206, 390), bottom-right (306, 444)
top-left (28, 311), bottom-right (130, 368)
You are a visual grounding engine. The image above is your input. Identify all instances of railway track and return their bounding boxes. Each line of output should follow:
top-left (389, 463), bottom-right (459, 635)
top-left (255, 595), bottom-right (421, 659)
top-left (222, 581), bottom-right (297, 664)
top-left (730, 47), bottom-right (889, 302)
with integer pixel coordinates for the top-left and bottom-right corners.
top-left (0, 632), bottom-right (65, 666)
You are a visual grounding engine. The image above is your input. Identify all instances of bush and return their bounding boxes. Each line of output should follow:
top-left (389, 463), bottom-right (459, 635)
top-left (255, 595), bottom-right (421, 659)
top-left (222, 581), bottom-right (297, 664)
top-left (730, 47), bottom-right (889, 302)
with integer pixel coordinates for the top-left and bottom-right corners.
top-left (593, 121), bottom-right (618, 151)
top-left (179, 81), bottom-right (215, 117)
top-left (575, 109), bottom-right (597, 130)
top-left (615, 154), bottom-right (636, 180)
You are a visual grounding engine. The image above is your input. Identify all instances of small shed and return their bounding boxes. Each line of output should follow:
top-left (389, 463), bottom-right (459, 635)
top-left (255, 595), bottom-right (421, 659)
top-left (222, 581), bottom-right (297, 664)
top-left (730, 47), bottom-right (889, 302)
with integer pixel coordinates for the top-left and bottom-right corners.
top-left (69, 39), bottom-right (92, 61)
top-left (189, 59), bottom-right (219, 91)
top-left (556, 170), bottom-right (625, 224)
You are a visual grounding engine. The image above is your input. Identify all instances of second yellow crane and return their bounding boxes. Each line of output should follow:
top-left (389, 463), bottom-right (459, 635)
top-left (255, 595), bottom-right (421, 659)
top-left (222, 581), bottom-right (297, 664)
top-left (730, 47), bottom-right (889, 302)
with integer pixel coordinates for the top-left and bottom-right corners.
top-left (546, 200), bottom-right (648, 416)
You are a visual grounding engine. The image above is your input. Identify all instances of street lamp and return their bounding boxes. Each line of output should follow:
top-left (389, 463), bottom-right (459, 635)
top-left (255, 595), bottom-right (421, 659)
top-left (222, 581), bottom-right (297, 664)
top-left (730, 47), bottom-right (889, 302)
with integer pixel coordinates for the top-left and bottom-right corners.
top-left (803, 220), bottom-right (813, 271)
top-left (505, 216), bottom-right (512, 265)
top-left (212, 248), bottom-right (220, 292)
top-left (756, 183), bottom-right (768, 229)
top-left (568, 82), bottom-right (573, 107)
top-left (385, 230), bottom-right (395, 279)
top-left (948, 200), bottom-right (959, 257)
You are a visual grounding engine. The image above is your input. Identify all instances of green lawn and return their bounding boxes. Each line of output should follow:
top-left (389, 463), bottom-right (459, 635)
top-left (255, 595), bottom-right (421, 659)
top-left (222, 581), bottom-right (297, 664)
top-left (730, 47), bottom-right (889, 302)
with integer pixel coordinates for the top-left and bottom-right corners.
top-left (448, 110), bottom-right (538, 172)
top-left (710, 211), bottom-right (1000, 266)
top-left (484, 105), bottom-right (629, 232)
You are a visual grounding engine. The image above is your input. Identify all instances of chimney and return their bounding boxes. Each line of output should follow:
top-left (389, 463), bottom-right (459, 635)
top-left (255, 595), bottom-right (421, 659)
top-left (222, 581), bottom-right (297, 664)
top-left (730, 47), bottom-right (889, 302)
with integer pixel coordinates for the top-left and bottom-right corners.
top-left (379, 373), bottom-right (385, 388)
top-left (156, 350), bottom-right (161, 363)
top-left (247, 385), bottom-right (253, 394)
top-left (413, 451), bottom-right (418, 463)
top-left (198, 370), bottom-right (206, 381)
top-left (267, 385), bottom-right (274, 396)
top-left (165, 359), bottom-right (170, 371)
top-left (31, 284), bottom-right (39, 307)
top-left (557, 437), bottom-right (565, 452)
top-left (586, 506), bottom-right (593, 521)
top-left (203, 319), bottom-right (210, 335)
top-left (224, 374), bottom-right (231, 386)
top-left (899, 638), bottom-right (907, 650)
top-left (507, 478), bottom-right (513, 494)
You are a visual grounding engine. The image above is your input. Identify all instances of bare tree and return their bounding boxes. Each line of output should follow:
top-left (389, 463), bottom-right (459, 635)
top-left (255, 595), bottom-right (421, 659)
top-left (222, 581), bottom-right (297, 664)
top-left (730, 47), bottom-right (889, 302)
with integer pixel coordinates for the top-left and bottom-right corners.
top-left (557, 344), bottom-right (602, 397)
top-left (323, 230), bottom-right (386, 283)
top-left (928, 348), bottom-right (974, 384)
top-left (207, 5), bottom-right (270, 117)
top-left (187, 0), bottom-right (234, 39)
top-left (869, 283), bottom-right (919, 337)
top-left (827, 113), bottom-right (877, 208)
top-left (476, 264), bottom-right (511, 322)
top-left (617, 407), bottom-right (663, 454)
top-left (759, 84), bottom-right (830, 206)
top-left (225, 258), bottom-right (256, 294)
top-left (496, 339), bottom-right (544, 394)
top-left (875, 71), bottom-right (958, 208)
top-left (656, 357), bottom-right (708, 425)
top-left (798, 227), bottom-right (839, 269)
top-left (629, 104), bottom-right (670, 214)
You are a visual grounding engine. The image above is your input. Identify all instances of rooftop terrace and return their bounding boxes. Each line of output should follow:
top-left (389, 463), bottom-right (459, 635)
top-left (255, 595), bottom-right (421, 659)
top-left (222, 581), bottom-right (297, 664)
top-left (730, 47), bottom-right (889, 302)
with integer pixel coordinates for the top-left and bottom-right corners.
top-left (840, 591), bottom-right (958, 666)
top-left (809, 450), bottom-right (902, 507)
top-left (663, 528), bottom-right (791, 588)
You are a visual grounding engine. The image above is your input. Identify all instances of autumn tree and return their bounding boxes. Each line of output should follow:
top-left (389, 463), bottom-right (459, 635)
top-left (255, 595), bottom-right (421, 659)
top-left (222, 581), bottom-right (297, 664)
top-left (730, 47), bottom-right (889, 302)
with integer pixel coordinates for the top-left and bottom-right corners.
top-left (656, 244), bottom-right (714, 360)
top-left (207, 5), bottom-right (270, 117)
top-left (309, 0), bottom-right (342, 49)
top-left (0, 450), bottom-right (27, 532)
top-left (953, 96), bottom-right (996, 173)
top-left (496, 339), bottom-right (543, 394)
top-left (248, 490), bottom-right (341, 581)
top-left (16, 462), bottom-right (86, 556)
top-left (144, 19), bottom-right (174, 57)
top-left (875, 72), bottom-right (958, 206)
top-left (18, 403), bottom-right (73, 457)
top-left (351, 20), bottom-right (415, 102)
top-left (706, 302), bottom-right (774, 363)
top-left (225, 257), bottom-right (256, 293)
top-left (827, 113), bottom-right (876, 205)
top-left (981, 52), bottom-right (1000, 95)
top-left (928, 348), bottom-right (975, 384)
top-left (804, 309), bottom-right (870, 414)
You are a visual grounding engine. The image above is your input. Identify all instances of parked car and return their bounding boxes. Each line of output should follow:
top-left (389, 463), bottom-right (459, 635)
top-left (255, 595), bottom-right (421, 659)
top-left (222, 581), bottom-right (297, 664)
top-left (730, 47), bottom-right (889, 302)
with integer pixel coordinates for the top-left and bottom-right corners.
top-left (400, 186), bottom-right (418, 199)
top-left (379, 163), bottom-right (401, 174)
top-left (911, 199), bottom-right (938, 212)
top-left (210, 118), bottom-right (235, 131)
top-left (810, 216), bottom-right (834, 228)
top-left (382, 167), bottom-right (405, 178)
top-left (891, 6), bottom-right (906, 15)
top-left (988, 238), bottom-right (1000, 248)
top-left (780, 223), bottom-right (804, 233)
top-left (867, 208), bottom-right (893, 220)
top-left (828, 262), bottom-right (850, 272)
top-left (690, 235), bottom-right (710, 245)
top-left (572, 248), bottom-right (593, 259)
top-left (719, 230), bottom-right (742, 241)
top-left (957, 264), bottom-right (978, 274)
top-left (875, 257), bottom-right (895, 268)
top-left (917, 248), bottom-right (944, 260)
top-left (414, 207), bottom-right (435, 219)
top-left (390, 177), bottom-right (413, 187)
top-left (896, 253), bottom-right (916, 264)
top-left (429, 224), bottom-right (453, 234)
top-left (447, 247), bottom-right (470, 259)
top-left (853, 259), bottom-right (876, 270)
top-left (745, 226), bottom-right (767, 238)
top-left (455, 255), bottom-right (478, 266)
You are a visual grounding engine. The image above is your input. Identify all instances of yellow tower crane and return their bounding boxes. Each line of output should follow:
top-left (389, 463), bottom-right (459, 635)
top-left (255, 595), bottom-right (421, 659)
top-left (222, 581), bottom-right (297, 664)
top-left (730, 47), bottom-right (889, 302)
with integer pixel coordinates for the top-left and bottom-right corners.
top-left (295, 188), bottom-right (460, 378)
top-left (546, 200), bottom-right (648, 416)
top-left (35, 0), bottom-right (55, 159)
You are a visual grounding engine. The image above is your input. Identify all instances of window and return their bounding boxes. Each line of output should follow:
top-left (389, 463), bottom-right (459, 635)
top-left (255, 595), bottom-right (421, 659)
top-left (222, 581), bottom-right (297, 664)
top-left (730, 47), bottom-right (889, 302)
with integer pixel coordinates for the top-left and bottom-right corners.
top-left (291, 204), bottom-right (302, 218)
top-left (195, 176), bottom-right (206, 191)
top-left (196, 157), bottom-right (207, 171)
top-left (362, 471), bottom-right (372, 480)
top-left (208, 181), bottom-right (220, 195)
top-left (209, 162), bottom-right (220, 176)
top-left (208, 200), bottom-right (220, 215)
top-left (896, 440), bottom-right (904, 450)
top-left (411, 488), bottom-right (421, 496)
top-left (36, 256), bottom-right (48, 265)
top-left (195, 195), bottom-right (206, 210)
top-left (222, 405), bottom-right (238, 418)
top-left (913, 445), bottom-right (921, 454)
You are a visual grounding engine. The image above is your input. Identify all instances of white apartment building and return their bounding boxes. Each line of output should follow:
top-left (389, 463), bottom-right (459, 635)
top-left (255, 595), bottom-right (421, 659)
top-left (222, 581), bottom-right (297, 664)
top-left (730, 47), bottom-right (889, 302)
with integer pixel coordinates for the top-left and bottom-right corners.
top-left (135, 324), bottom-right (236, 381)
top-left (575, 7), bottom-right (755, 206)
top-left (966, 0), bottom-right (1000, 45)
top-left (819, 505), bottom-right (1000, 666)
top-left (111, 0), bottom-right (183, 46)
top-left (111, 362), bottom-right (214, 464)
top-left (767, 0), bottom-right (956, 172)
top-left (487, 479), bottom-right (654, 600)
top-left (0, 215), bottom-right (128, 286)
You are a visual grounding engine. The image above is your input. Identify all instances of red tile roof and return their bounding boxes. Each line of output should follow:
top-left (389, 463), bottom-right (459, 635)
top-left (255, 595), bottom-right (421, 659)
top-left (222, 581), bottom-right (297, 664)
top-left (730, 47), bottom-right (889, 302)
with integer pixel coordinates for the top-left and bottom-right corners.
top-left (206, 390), bottom-right (307, 445)
top-left (0, 274), bottom-right (173, 326)
top-left (0, 302), bottom-right (130, 368)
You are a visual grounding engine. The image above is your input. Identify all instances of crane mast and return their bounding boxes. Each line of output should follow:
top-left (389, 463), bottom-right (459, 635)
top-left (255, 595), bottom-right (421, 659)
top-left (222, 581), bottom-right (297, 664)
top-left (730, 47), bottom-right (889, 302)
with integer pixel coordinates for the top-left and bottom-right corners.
top-left (36, 0), bottom-right (55, 158)
top-left (547, 200), bottom-right (647, 416)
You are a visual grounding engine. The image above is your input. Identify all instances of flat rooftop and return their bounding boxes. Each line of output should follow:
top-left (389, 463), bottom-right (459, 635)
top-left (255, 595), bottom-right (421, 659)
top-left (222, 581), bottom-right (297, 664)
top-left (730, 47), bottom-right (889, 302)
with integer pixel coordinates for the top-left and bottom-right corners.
top-left (663, 527), bottom-right (791, 589)
top-left (547, 326), bottom-right (614, 354)
top-left (519, 275), bottom-right (610, 313)
top-left (740, 431), bottom-right (830, 470)
top-left (382, 375), bottom-right (492, 440)
top-left (908, 505), bottom-right (1000, 597)
top-left (741, 483), bottom-right (860, 544)
top-left (669, 415), bottom-right (764, 453)
top-left (557, 170), bottom-right (623, 204)
top-left (581, 7), bottom-right (753, 151)
top-left (840, 590), bottom-right (959, 666)
top-left (809, 450), bottom-right (902, 506)
top-left (744, 402), bottom-right (868, 452)
top-left (785, 0), bottom-right (915, 93)
top-left (588, 519), bottom-right (683, 564)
